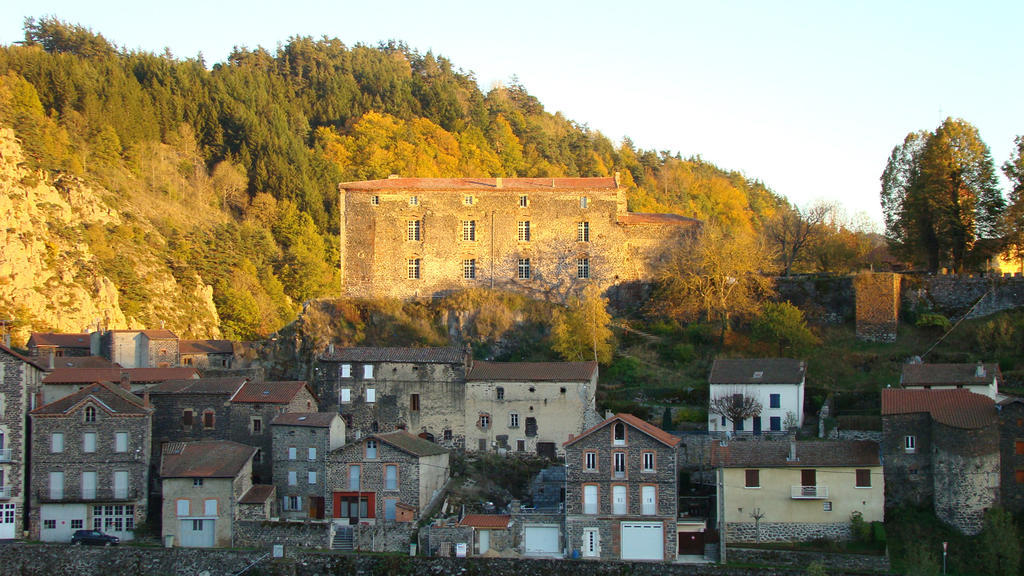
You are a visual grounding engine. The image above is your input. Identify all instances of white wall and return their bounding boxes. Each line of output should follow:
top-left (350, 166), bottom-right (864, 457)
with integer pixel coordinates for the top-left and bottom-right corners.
top-left (708, 383), bottom-right (804, 433)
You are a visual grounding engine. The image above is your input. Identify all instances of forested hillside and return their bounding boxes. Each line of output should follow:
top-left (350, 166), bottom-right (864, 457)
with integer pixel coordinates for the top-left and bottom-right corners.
top-left (0, 18), bottom-right (872, 343)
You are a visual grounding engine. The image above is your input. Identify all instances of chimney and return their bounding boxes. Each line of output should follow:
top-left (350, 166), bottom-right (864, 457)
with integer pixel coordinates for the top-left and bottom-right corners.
top-left (496, 177), bottom-right (502, 188)
top-left (143, 389), bottom-right (151, 407)
top-left (975, 362), bottom-right (985, 378)
top-left (49, 348), bottom-right (55, 370)
top-left (120, 371), bottom-right (131, 391)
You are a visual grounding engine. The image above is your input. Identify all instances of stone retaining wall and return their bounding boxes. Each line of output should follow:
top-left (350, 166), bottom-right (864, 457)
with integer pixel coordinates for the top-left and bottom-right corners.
top-left (234, 519), bottom-right (330, 549)
top-left (727, 546), bottom-right (890, 572)
top-left (725, 521), bottom-right (851, 543)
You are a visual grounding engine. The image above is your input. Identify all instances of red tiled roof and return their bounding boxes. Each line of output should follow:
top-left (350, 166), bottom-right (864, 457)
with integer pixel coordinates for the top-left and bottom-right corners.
top-left (467, 361), bottom-right (597, 382)
top-left (0, 343), bottom-right (51, 372)
top-left (105, 329), bottom-right (178, 339)
top-left (881, 388), bottom-right (997, 429)
top-left (52, 356), bottom-right (116, 369)
top-left (318, 346), bottom-right (465, 364)
top-left (709, 358), bottom-right (806, 385)
top-left (459, 514), bottom-right (511, 529)
top-left (43, 367), bottom-right (200, 385)
top-left (32, 381), bottom-right (152, 416)
top-left (239, 484), bottom-right (276, 504)
top-left (161, 440), bottom-right (256, 478)
top-left (179, 340), bottom-right (235, 355)
top-left (28, 332), bottom-right (91, 348)
top-left (617, 212), bottom-right (701, 226)
top-left (271, 412), bottom-right (339, 428)
top-left (565, 413), bottom-right (680, 448)
top-left (900, 363), bottom-right (1000, 386)
top-left (231, 381), bottom-right (313, 404)
top-left (711, 440), bottom-right (880, 468)
top-left (148, 377), bottom-right (247, 395)
top-left (340, 177), bottom-right (617, 192)
top-left (126, 367), bottom-right (200, 382)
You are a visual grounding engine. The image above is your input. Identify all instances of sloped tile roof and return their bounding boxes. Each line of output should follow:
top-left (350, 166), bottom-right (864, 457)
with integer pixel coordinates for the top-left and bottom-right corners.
top-left (881, 388), bottom-right (997, 429)
top-left (467, 361), bottom-right (597, 382)
top-left (459, 514), bottom-right (511, 529)
top-left (0, 343), bottom-right (51, 372)
top-left (319, 346), bottom-right (465, 364)
top-left (161, 440), bottom-right (256, 478)
top-left (900, 363), bottom-right (1000, 386)
top-left (125, 367), bottom-right (201, 382)
top-left (32, 381), bottom-right (152, 416)
top-left (179, 339), bottom-right (235, 355)
top-left (231, 380), bottom-right (313, 404)
top-left (565, 413), bottom-right (680, 448)
top-left (271, 412), bottom-right (339, 428)
top-left (28, 332), bottom-right (91, 348)
top-left (709, 358), bottom-right (806, 385)
top-left (239, 484), bottom-right (276, 504)
top-left (339, 177), bottom-right (617, 192)
top-left (375, 431), bottom-right (449, 457)
top-left (617, 212), bottom-right (701, 226)
top-left (147, 377), bottom-right (247, 395)
top-left (43, 367), bottom-right (200, 385)
top-left (104, 329), bottom-right (177, 339)
top-left (52, 356), bottom-right (116, 369)
top-left (711, 440), bottom-right (880, 468)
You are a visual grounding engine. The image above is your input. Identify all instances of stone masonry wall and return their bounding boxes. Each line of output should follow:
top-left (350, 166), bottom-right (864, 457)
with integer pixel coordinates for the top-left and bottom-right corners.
top-left (725, 521), bottom-right (851, 543)
top-left (854, 272), bottom-right (900, 342)
top-left (234, 519), bottom-right (330, 549)
top-left (932, 421), bottom-right (999, 535)
top-left (727, 547), bottom-right (890, 572)
top-left (0, 349), bottom-right (34, 539)
top-left (271, 424), bottom-right (330, 520)
top-left (999, 401), bottom-right (1024, 514)
top-left (355, 520), bottom-right (417, 552)
top-left (881, 413), bottom-right (933, 507)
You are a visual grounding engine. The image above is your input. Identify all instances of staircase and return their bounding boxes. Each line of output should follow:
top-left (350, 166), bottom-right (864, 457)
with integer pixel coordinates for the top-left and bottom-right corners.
top-left (331, 525), bottom-right (354, 552)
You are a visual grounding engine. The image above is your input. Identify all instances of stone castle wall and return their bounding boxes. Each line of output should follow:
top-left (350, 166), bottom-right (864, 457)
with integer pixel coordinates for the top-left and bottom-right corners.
top-left (932, 421), bottom-right (999, 535)
top-left (854, 272), bottom-right (900, 342)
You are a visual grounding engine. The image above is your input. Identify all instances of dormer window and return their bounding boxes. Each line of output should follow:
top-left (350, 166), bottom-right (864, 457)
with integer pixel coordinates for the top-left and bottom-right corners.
top-left (613, 422), bottom-right (625, 446)
top-left (752, 371), bottom-right (764, 379)
top-left (84, 406), bottom-right (97, 423)
top-left (366, 439), bottom-right (378, 459)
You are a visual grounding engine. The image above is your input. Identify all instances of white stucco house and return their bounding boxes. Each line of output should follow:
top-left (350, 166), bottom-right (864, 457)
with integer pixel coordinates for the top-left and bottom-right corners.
top-left (899, 362), bottom-right (999, 400)
top-left (707, 358), bottom-right (805, 435)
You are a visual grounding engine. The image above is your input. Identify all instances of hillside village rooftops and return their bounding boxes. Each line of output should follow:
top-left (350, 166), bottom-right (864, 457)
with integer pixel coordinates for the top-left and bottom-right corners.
top-left (271, 412), bottom-right (338, 427)
top-left (709, 358), bottom-right (806, 385)
top-left (147, 377), bottom-right (248, 395)
top-left (345, 431), bottom-right (449, 457)
top-left (565, 412), bottom-right (681, 448)
top-left (161, 440), bottom-right (256, 478)
top-left (1, 343), bottom-right (51, 372)
top-left (882, 388), bottom-right (997, 429)
top-left (900, 362), bottom-right (1001, 386)
top-left (467, 361), bottom-right (597, 382)
top-left (318, 346), bottom-right (465, 364)
top-left (179, 339), bottom-right (234, 355)
top-left (101, 328), bottom-right (178, 339)
top-left (230, 380), bottom-right (314, 404)
top-left (32, 381), bottom-right (152, 417)
top-left (51, 356), bottom-right (116, 369)
top-left (340, 177), bottom-right (617, 192)
top-left (43, 367), bottom-right (200, 385)
top-left (28, 332), bottom-right (91, 348)
top-left (711, 440), bottom-right (880, 468)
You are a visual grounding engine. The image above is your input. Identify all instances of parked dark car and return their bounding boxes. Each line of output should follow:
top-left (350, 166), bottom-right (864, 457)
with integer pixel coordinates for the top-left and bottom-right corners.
top-left (70, 529), bottom-right (119, 546)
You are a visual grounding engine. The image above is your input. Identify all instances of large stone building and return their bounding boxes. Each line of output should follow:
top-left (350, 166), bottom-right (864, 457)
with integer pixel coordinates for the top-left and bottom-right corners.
top-left (271, 412), bottom-right (346, 520)
top-left (338, 176), bottom-right (697, 299)
top-left (0, 344), bottom-right (47, 540)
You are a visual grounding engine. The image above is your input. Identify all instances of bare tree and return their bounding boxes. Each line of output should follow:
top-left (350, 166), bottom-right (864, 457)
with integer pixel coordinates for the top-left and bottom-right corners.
top-left (709, 391), bottom-right (763, 431)
top-left (765, 201), bottom-right (833, 275)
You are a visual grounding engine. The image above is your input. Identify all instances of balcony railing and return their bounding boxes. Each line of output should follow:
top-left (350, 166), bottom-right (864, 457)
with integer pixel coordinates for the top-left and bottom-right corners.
top-left (0, 448), bottom-right (12, 462)
top-left (791, 485), bottom-right (829, 499)
top-left (0, 486), bottom-right (11, 499)
top-left (37, 488), bottom-right (139, 503)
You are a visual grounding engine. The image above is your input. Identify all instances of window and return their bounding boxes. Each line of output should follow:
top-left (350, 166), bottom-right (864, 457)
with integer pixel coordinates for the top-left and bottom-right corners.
top-left (180, 500), bottom-right (193, 517)
top-left (71, 520), bottom-right (83, 529)
top-left (517, 221), bottom-right (531, 242)
top-left (84, 406), bottom-right (97, 423)
top-left (370, 195), bottom-right (379, 206)
top-left (461, 220), bottom-right (476, 241)
top-left (407, 258), bottom-right (421, 279)
top-left (641, 485), bottom-right (657, 515)
top-left (769, 394), bottom-right (781, 409)
top-left (580, 196), bottom-right (589, 208)
top-left (745, 469), bottom-right (760, 488)
top-left (363, 365), bottom-right (374, 379)
top-left (508, 413), bottom-right (519, 428)
top-left (519, 195), bottom-right (528, 207)
top-left (478, 413), bottom-right (490, 429)
top-left (904, 435), bottom-right (916, 453)
top-left (1017, 469), bottom-right (1024, 484)
top-left (770, 416), bottom-right (782, 431)
top-left (288, 471), bottom-right (297, 486)
top-left (408, 196), bottom-right (419, 206)
top-left (1016, 440), bottom-right (1024, 455)
top-left (286, 496), bottom-right (302, 511)
top-left (308, 471), bottom-right (317, 484)
top-left (341, 364), bottom-right (352, 378)
top-left (251, 418), bottom-right (262, 434)
top-left (366, 439), bottom-right (378, 459)
top-left (366, 388), bottom-right (376, 403)
top-left (83, 432), bottom-right (96, 453)
top-left (115, 432), bottom-right (128, 453)
top-left (51, 432), bottom-right (64, 453)
top-left (585, 451), bottom-right (597, 471)
top-left (577, 222), bottom-right (590, 242)
top-left (81, 471), bottom-right (96, 500)
top-left (613, 452), bottom-right (626, 478)
top-left (348, 465), bottom-right (360, 490)
top-left (583, 485), bottom-right (598, 515)
top-left (444, 429), bottom-right (452, 442)
top-left (516, 259), bottom-right (532, 278)
top-left (410, 394), bottom-right (420, 411)
top-left (340, 388), bottom-right (351, 403)
top-left (203, 499), bottom-right (217, 516)
top-left (193, 478), bottom-right (203, 487)
top-left (181, 409), bottom-right (195, 429)
top-left (203, 410), bottom-right (215, 429)
top-left (464, 195), bottom-right (474, 206)
top-left (855, 469), bottom-right (872, 488)
top-left (577, 257), bottom-right (590, 279)
top-left (517, 439), bottom-right (525, 451)
top-left (642, 452), bottom-right (655, 472)
top-left (304, 447), bottom-right (315, 461)
top-left (44, 520), bottom-right (56, 530)
top-left (385, 465), bottom-right (398, 490)
top-left (407, 220), bottom-right (421, 241)
top-left (288, 447), bottom-right (297, 460)
top-left (612, 485), bottom-right (627, 515)
top-left (613, 422), bottom-right (625, 445)
top-left (463, 259), bottom-right (476, 279)
top-left (49, 471), bottom-right (64, 499)
top-left (496, 387), bottom-right (504, 400)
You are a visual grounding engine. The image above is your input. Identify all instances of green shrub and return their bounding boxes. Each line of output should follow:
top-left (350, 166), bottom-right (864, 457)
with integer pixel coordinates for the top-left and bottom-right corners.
top-left (915, 313), bottom-right (951, 331)
top-left (850, 511), bottom-right (871, 543)
top-left (672, 406), bottom-right (707, 424)
top-left (871, 521), bottom-right (886, 544)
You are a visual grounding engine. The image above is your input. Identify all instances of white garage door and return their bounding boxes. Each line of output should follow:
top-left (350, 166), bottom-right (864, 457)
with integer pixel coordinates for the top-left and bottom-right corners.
top-left (523, 524), bottom-right (561, 557)
top-left (621, 522), bottom-right (663, 561)
top-left (0, 504), bottom-right (16, 539)
top-left (179, 519), bottom-right (216, 547)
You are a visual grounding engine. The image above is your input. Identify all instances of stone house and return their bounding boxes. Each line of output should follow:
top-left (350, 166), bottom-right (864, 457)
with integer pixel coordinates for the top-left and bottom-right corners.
top-left (160, 440), bottom-right (264, 547)
top-left (881, 388), bottom-right (999, 535)
top-left (270, 412), bottom-right (346, 520)
top-left (900, 362), bottom-right (1001, 399)
top-left (326, 431), bottom-right (449, 524)
top-left (337, 176), bottom-right (697, 300)
top-left (0, 344), bottom-right (47, 540)
top-left (458, 514), bottom-right (512, 556)
top-left (316, 346), bottom-right (468, 448)
top-left (711, 438), bottom-right (883, 543)
top-left (41, 366), bottom-right (200, 405)
top-left (707, 358), bottom-right (806, 435)
top-left (27, 332), bottom-right (92, 360)
top-left (563, 413), bottom-right (681, 562)
top-left (997, 396), bottom-right (1024, 514)
top-left (97, 329), bottom-right (180, 368)
top-left (29, 381), bottom-right (153, 542)
top-left (178, 340), bottom-right (235, 370)
top-left (464, 361), bottom-right (599, 457)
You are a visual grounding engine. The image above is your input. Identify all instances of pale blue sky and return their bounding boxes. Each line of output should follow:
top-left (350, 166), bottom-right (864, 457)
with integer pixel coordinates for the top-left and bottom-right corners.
top-left (3, 1), bottom-right (1022, 227)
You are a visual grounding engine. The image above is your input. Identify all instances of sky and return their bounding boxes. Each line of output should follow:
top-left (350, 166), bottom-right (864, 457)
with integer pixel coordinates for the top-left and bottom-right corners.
top-left (2, 1), bottom-right (1022, 229)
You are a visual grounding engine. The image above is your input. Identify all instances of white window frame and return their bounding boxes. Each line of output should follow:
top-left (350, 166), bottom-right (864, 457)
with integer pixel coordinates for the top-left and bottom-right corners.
top-left (49, 471), bottom-right (64, 500)
top-left (642, 452), bottom-right (655, 472)
top-left (288, 447), bottom-right (297, 460)
top-left (177, 499), bottom-right (190, 516)
top-left (349, 465), bottom-right (360, 491)
top-left (81, 471), bottom-right (97, 500)
top-left (83, 432), bottom-right (96, 453)
top-left (580, 196), bottom-right (589, 209)
top-left (113, 470), bottom-right (128, 499)
top-left (577, 257), bottom-right (590, 279)
top-left (363, 365), bottom-right (374, 379)
top-left (407, 258), bottom-right (421, 279)
top-left (577, 221), bottom-right (589, 242)
top-left (517, 258), bottom-right (530, 279)
top-left (585, 452), bottom-right (597, 471)
top-left (341, 364), bottom-right (352, 378)
top-left (641, 485), bottom-right (657, 515)
top-left (366, 388), bottom-right (376, 403)
top-left (385, 464), bottom-right (398, 490)
top-left (407, 220), bottom-right (421, 241)
top-left (51, 432), bottom-right (64, 453)
top-left (905, 435), bottom-right (916, 453)
top-left (366, 439), bottom-right (378, 459)
top-left (408, 196), bottom-right (419, 206)
top-left (612, 485), bottom-right (627, 515)
top-left (463, 259), bottom-right (476, 279)
top-left (340, 388), bottom-right (351, 403)
top-left (204, 499), bottom-right (217, 516)
top-left (519, 195), bottom-right (528, 208)
top-left (308, 471), bottom-right (317, 484)
top-left (583, 485), bottom-right (598, 515)
top-left (463, 194), bottom-right (474, 206)
top-left (462, 220), bottom-right (476, 241)
top-left (509, 413), bottom-right (519, 428)
top-left (308, 447), bottom-right (316, 461)
top-left (115, 432), bottom-right (128, 453)
top-left (517, 221), bottom-right (531, 242)
top-left (288, 471), bottom-right (297, 486)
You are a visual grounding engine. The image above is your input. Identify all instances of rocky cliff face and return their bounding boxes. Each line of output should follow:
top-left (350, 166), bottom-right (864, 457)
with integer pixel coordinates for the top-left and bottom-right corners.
top-left (0, 128), bottom-right (220, 345)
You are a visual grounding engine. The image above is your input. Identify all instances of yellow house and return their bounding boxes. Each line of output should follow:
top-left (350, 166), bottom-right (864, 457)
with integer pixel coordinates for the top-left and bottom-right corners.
top-left (711, 438), bottom-right (883, 543)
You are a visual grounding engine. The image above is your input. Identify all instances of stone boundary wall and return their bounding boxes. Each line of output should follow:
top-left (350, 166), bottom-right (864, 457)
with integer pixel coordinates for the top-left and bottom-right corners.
top-left (725, 521), bottom-right (852, 543)
top-left (0, 542), bottom-right (891, 576)
top-left (827, 429), bottom-right (883, 442)
top-left (234, 519), bottom-right (330, 549)
top-left (911, 274), bottom-right (1024, 319)
top-left (855, 273), bottom-right (900, 342)
top-left (355, 521), bottom-right (417, 552)
top-left (727, 547), bottom-right (890, 573)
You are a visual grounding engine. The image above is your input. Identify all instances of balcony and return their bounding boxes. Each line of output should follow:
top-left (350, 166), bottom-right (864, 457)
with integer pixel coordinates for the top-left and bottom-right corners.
top-left (37, 488), bottom-right (140, 503)
top-left (791, 485), bottom-right (829, 499)
top-left (0, 486), bottom-right (11, 499)
top-left (0, 448), bottom-right (11, 462)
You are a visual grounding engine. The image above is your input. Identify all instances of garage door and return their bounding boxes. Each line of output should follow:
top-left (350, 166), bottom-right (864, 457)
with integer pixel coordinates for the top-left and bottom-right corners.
top-left (179, 519), bottom-right (215, 547)
top-left (523, 524), bottom-right (561, 557)
top-left (40, 504), bottom-right (87, 542)
top-left (0, 504), bottom-right (15, 539)
top-left (621, 522), bottom-right (663, 561)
